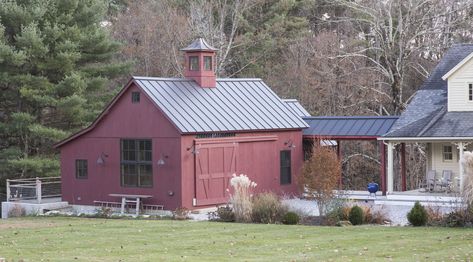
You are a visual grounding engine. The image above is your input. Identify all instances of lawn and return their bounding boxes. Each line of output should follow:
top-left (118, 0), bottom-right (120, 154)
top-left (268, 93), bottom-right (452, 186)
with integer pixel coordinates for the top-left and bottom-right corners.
top-left (0, 217), bottom-right (472, 261)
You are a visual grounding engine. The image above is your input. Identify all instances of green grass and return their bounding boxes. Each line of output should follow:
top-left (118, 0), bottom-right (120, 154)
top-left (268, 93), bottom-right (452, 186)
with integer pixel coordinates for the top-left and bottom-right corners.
top-left (0, 217), bottom-right (473, 261)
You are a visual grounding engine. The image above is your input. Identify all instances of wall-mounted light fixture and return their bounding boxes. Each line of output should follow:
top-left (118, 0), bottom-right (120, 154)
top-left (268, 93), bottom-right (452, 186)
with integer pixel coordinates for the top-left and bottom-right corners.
top-left (157, 153), bottom-right (168, 166)
top-left (284, 139), bottom-right (296, 149)
top-left (96, 152), bottom-right (109, 165)
top-left (187, 145), bottom-right (200, 155)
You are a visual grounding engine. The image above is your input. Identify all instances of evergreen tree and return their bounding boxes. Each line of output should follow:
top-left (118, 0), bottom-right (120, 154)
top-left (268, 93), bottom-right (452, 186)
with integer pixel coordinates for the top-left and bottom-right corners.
top-left (0, 0), bottom-right (130, 186)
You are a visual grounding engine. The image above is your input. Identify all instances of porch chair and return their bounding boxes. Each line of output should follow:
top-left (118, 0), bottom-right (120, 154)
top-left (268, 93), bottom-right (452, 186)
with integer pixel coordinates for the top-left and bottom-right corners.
top-left (436, 170), bottom-right (453, 192)
top-left (421, 170), bottom-right (436, 192)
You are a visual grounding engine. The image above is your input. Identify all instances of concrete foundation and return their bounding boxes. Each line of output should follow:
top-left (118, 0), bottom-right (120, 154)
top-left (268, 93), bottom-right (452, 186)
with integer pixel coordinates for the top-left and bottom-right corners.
top-left (2, 198), bottom-right (69, 219)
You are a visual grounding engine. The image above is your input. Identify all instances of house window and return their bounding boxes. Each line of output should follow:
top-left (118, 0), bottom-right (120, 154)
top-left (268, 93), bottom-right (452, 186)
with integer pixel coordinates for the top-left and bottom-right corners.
top-left (469, 84), bottom-right (473, 101)
top-left (443, 145), bottom-right (453, 161)
top-left (121, 139), bottom-right (152, 187)
top-left (204, 56), bottom-right (212, 71)
top-left (132, 92), bottom-right (140, 103)
top-left (189, 56), bottom-right (199, 71)
top-left (75, 160), bottom-right (88, 179)
top-left (280, 150), bottom-right (291, 185)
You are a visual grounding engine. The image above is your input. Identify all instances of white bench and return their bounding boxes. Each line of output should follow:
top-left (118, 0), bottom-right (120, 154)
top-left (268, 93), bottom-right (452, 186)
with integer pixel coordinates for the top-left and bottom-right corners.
top-left (94, 200), bottom-right (164, 214)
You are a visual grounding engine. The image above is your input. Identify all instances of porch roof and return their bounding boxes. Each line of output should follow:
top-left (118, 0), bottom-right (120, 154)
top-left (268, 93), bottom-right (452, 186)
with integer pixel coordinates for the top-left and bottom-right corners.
top-left (302, 116), bottom-right (398, 139)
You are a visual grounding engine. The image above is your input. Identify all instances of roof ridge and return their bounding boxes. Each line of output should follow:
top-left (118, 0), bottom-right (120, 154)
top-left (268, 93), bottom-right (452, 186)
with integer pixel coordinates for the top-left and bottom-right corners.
top-left (451, 43), bottom-right (473, 47)
top-left (303, 116), bottom-right (399, 120)
top-left (132, 76), bottom-right (263, 82)
top-left (217, 78), bottom-right (262, 81)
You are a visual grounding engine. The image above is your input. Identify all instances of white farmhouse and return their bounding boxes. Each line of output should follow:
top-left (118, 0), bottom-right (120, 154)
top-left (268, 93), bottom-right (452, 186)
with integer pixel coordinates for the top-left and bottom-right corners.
top-left (381, 44), bottom-right (473, 195)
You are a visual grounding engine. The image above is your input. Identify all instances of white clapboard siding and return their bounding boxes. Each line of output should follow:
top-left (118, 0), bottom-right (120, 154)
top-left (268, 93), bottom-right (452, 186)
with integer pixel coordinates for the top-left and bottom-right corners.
top-left (430, 143), bottom-right (459, 180)
top-left (448, 57), bottom-right (473, 111)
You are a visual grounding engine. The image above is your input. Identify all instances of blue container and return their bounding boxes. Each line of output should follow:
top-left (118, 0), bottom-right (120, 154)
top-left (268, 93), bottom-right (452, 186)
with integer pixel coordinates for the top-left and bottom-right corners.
top-left (367, 182), bottom-right (379, 194)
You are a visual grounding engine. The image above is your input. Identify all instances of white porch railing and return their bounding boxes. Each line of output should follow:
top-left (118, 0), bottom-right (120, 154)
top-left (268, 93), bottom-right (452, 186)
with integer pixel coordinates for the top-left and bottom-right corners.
top-left (6, 177), bottom-right (61, 203)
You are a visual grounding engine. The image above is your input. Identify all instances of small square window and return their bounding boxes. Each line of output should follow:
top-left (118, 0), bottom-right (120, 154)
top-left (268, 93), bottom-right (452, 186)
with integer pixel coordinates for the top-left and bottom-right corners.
top-left (204, 56), bottom-right (212, 71)
top-left (443, 145), bottom-right (453, 161)
top-left (189, 56), bottom-right (199, 71)
top-left (469, 84), bottom-right (472, 101)
top-left (132, 92), bottom-right (140, 103)
top-left (76, 160), bottom-right (88, 179)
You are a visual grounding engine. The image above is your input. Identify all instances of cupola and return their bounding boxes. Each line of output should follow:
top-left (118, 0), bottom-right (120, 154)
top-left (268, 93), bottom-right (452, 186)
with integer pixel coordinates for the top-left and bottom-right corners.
top-left (181, 38), bottom-right (218, 88)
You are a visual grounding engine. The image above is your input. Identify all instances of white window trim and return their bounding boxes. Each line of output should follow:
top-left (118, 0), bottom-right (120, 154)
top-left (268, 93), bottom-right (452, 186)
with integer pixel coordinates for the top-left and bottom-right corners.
top-left (468, 83), bottom-right (473, 102)
top-left (442, 144), bottom-right (454, 162)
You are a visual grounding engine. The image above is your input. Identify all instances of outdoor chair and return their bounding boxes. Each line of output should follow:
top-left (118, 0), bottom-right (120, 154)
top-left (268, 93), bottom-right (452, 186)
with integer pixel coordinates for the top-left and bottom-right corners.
top-left (436, 170), bottom-right (453, 192)
top-left (421, 170), bottom-right (436, 192)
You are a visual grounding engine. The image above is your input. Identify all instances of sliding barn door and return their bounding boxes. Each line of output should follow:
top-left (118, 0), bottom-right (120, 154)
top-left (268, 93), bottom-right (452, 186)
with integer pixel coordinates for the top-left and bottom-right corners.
top-left (194, 142), bottom-right (238, 206)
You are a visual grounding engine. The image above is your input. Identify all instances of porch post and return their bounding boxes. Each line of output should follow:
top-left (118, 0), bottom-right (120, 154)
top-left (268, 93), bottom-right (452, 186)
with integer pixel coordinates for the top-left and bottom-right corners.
top-left (6, 179), bottom-right (10, 202)
top-left (379, 141), bottom-right (386, 195)
top-left (36, 177), bottom-right (42, 204)
top-left (387, 142), bottom-right (394, 194)
top-left (400, 143), bottom-right (407, 191)
top-left (459, 142), bottom-right (464, 192)
top-left (337, 140), bottom-right (343, 189)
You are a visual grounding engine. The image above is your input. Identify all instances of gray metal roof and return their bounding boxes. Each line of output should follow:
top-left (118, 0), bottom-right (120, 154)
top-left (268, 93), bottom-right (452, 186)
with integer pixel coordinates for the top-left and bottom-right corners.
top-left (133, 77), bottom-right (308, 133)
top-left (180, 38), bottom-right (218, 51)
top-left (303, 116), bottom-right (399, 138)
top-left (282, 99), bottom-right (310, 117)
top-left (384, 44), bottom-right (473, 138)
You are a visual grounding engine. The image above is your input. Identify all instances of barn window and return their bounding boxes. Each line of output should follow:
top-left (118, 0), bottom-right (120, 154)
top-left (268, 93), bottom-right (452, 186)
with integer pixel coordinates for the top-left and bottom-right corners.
top-left (204, 56), bottom-right (212, 71)
top-left (280, 150), bottom-right (291, 185)
top-left (469, 84), bottom-right (473, 101)
top-left (132, 92), bottom-right (140, 103)
top-left (443, 145), bottom-right (453, 161)
top-left (121, 139), bottom-right (152, 187)
top-left (75, 160), bottom-right (88, 179)
top-left (189, 56), bottom-right (199, 71)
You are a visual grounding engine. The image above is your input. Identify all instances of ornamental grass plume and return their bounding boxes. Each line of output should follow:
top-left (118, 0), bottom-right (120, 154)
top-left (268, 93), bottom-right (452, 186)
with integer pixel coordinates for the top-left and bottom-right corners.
top-left (229, 174), bottom-right (257, 223)
top-left (461, 151), bottom-right (473, 206)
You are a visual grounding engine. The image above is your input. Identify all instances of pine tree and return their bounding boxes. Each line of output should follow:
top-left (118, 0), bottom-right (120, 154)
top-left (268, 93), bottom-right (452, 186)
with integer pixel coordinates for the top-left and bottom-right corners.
top-left (0, 0), bottom-right (130, 187)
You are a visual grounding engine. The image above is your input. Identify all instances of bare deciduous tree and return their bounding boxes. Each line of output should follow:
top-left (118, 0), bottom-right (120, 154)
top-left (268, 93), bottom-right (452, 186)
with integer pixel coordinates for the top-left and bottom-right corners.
top-left (188, 0), bottom-right (251, 75)
top-left (334, 0), bottom-right (473, 114)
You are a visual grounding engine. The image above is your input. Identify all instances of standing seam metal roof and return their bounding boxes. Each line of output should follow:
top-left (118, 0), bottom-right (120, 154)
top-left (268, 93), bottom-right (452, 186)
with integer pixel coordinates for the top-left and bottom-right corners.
top-left (134, 77), bottom-right (308, 133)
top-left (282, 99), bottom-right (311, 117)
top-left (303, 116), bottom-right (399, 137)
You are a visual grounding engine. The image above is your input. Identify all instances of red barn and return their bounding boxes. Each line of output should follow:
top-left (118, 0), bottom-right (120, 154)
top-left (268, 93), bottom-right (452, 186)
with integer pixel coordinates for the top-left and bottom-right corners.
top-left (54, 39), bottom-right (308, 210)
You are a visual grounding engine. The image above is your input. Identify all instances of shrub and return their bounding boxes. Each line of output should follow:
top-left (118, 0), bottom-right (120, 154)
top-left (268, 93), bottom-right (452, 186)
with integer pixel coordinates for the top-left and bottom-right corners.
top-left (370, 209), bottom-right (390, 225)
top-left (251, 192), bottom-right (287, 224)
top-left (95, 207), bottom-right (113, 218)
top-left (8, 204), bottom-right (26, 217)
top-left (407, 202), bottom-right (428, 226)
top-left (173, 207), bottom-right (190, 220)
top-left (229, 174), bottom-right (257, 223)
top-left (299, 143), bottom-right (341, 216)
top-left (426, 206), bottom-right (445, 226)
top-left (360, 205), bottom-right (373, 224)
top-left (282, 212), bottom-right (300, 225)
top-left (349, 205), bottom-right (364, 225)
top-left (443, 208), bottom-right (473, 227)
top-left (208, 205), bottom-right (235, 222)
top-left (325, 206), bottom-right (343, 226)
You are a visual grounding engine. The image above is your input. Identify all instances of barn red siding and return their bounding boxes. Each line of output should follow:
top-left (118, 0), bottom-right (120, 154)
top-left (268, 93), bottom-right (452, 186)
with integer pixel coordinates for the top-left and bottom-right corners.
top-left (60, 83), bottom-right (183, 209)
top-left (59, 82), bottom-right (304, 211)
top-left (180, 130), bottom-right (302, 209)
